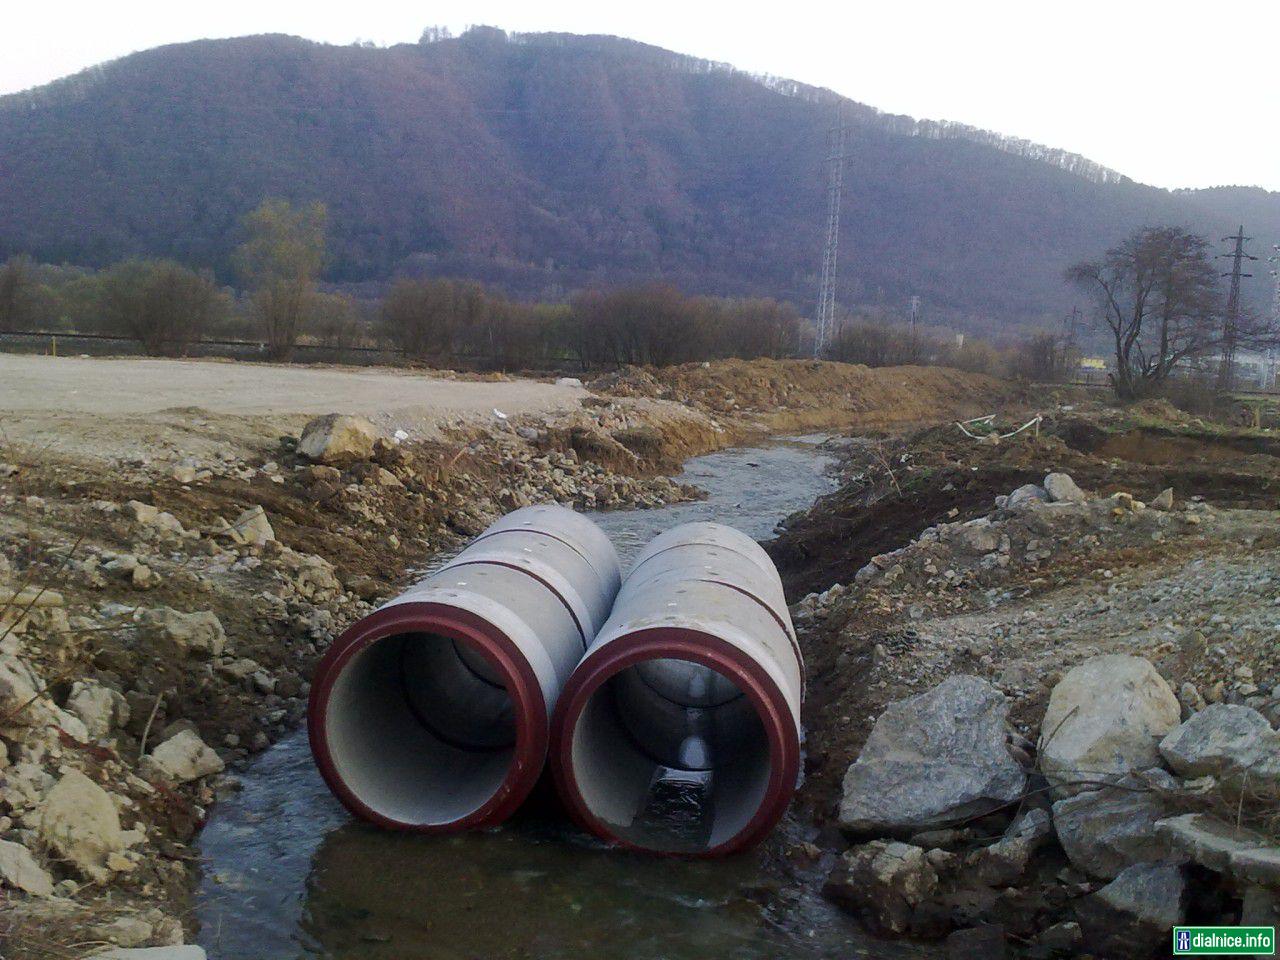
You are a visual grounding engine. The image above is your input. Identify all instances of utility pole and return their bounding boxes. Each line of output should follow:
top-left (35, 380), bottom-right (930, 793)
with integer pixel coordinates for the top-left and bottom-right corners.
top-left (1215, 225), bottom-right (1256, 393)
top-left (1268, 246), bottom-right (1280, 390)
top-left (813, 104), bottom-right (845, 357)
top-left (1269, 244), bottom-right (1280, 326)
top-left (907, 295), bottom-right (921, 361)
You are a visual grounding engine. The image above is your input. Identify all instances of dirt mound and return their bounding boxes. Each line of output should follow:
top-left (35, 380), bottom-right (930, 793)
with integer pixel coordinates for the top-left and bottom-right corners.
top-left (769, 413), bottom-right (1280, 598)
top-left (591, 359), bottom-right (1024, 431)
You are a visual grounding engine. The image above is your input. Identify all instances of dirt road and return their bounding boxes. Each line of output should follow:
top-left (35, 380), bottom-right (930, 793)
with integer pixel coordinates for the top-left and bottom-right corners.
top-left (0, 354), bottom-right (585, 462)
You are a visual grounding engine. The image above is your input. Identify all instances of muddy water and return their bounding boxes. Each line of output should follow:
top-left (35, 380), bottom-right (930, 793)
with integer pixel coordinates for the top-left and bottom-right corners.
top-left (195, 437), bottom-right (926, 960)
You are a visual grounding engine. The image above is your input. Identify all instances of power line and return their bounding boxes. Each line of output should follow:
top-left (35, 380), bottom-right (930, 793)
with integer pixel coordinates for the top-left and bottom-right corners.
top-left (813, 104), bottom-right (845, 357)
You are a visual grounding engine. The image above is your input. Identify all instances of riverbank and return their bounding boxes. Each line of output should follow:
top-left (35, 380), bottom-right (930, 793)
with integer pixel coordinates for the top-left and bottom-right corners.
top-left (0, 357), bottom-right (1017, 957)
top-left (768, 402), bottom-right (1280, 957)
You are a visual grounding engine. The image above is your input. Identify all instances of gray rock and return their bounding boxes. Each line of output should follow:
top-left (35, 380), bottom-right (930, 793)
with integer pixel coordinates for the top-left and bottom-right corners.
top-left (945, 924), bottom-right (1007, 960)
top-left (966, 808), bottom-right (1051, 886)
top-left (1155, 813), bottom-right (1280, 887)
top-left (1051, 772), bottom-right (1175, 878)
top-left (0, 837), bottom-right (54, 896)
top-left (1039, 654), bottom-right (1181, 795)
top-left (38, 769), bottom-right (124, 881)
top-left (1005, 484), bottom-right (1049, 510)
top-left (297, 413), bottom-right (380, 463)
top-left (230, 505), bottom-right (275, 546)
top-left (141, 729), bottom-right (225, 783)
top-left (823, 840), bottom-right (938, 936)
top-left (839, 676), bottom-right (1027, 834)
top-left (1242, 885), bottom-right (1280, 930)
top-left (1158, 703), bottom-right (1280, 790)
top-left (1150, 488), bottom-right (1174, 511)
top-left (1035, 921), bottom-right (1082, 953)
top-left (94, 949), bottom-right (207, 959)
top-left (89, 915), bottom-right (154, 947)
top-left (1074, 862), bottom-right (1187, 960)
top-left (1043, 472), bottom-right (1087, 504)
top-left (125, 501), bottom-right (186, 534)
top-left (139, 608), bottom-right (226, 658)
top-left (66, 679), bottom-right (130, 740)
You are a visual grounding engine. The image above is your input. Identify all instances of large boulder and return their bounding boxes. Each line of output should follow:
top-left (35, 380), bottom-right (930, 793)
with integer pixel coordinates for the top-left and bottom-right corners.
top-left (141, 729), bottom-right (224, 783)
top-left (1051, 771), bottom-right (1176, 878)
top-left (38, 769), bottom-right (124, 881)
top-left (823, 840), bottom-right (939, 936)
top-left (1155, 813), bottom-right (1280, 888)
top-left (1043, 472), bottom-right (1087, 504)
top-left (1074, 862), bottom-right (1187, 960)
top-left (1039, 655), bottom-right (1180, 795)
top-left (840, 676), bottom-right (1026, 835)
top-left (0, 838), bottom-right (54, 896)
top-left (66, 679), bottom-right (130, 740)
top-left (1158, 703), bottom-right (1280, 791)
top-left (139, 608), bottom-right (226, 658)
top-left (297, 414), bottom-right (380, 463)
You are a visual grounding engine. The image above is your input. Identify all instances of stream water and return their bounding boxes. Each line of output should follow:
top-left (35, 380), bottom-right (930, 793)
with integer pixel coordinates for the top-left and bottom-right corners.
top-left (195, 437), bottom-right (928, 960)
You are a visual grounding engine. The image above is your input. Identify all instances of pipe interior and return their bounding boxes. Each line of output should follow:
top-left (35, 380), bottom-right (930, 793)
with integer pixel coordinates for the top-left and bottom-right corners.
top-left (324, 631), bottom-right (519, 827)
top-left (568, 657), bottom-right (771, 853)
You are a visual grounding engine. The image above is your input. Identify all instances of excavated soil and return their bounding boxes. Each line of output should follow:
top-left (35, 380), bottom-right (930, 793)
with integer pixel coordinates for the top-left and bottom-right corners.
top-left (768, 412), bottom-right (1280, 598)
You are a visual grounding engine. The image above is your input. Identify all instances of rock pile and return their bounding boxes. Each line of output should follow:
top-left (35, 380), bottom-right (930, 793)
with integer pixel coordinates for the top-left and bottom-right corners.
top-left (810, 472), bottom-right (1280, 956)
top-left (825, 652), bottom-right (1280, 957)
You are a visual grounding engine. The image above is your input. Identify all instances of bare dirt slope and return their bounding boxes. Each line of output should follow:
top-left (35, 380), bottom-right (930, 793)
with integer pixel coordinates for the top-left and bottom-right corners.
top-left (0, 354), bottom-right (586, 463)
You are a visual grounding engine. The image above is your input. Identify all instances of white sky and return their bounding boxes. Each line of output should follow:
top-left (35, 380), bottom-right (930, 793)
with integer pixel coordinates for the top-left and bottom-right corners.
top-left (5, 1), bottom-right (1278, 190)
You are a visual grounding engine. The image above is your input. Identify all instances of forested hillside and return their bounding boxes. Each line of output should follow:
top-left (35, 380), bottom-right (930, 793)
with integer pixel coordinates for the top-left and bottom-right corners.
top-left (1, 27), bottom-right (1275, 329)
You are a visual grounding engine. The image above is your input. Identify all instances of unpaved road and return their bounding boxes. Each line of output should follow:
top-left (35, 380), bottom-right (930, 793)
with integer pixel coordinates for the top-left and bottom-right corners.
top-left (0, 354), bottom-right (585, 463)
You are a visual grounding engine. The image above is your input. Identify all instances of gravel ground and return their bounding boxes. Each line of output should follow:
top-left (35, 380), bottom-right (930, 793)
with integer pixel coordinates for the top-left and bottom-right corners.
top-left (0, 354), bottom-right (586, 463)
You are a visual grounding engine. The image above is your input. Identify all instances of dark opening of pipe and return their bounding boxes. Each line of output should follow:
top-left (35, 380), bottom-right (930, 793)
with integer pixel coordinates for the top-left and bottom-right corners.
top-left (319, 628), bottom-right (522, 829)
top-left (564, 656), bottom-right (772, 854)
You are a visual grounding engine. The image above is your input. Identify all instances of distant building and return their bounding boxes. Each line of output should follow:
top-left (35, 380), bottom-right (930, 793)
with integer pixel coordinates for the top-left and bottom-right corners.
top-left (1076, 356), bottom-right (1108, 383)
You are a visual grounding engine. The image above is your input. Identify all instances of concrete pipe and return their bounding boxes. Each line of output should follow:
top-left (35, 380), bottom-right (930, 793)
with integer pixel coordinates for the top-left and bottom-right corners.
top-left (551, 522), bottom-right (803, 856)
top-left (308, 505), bottom-right (621, 832)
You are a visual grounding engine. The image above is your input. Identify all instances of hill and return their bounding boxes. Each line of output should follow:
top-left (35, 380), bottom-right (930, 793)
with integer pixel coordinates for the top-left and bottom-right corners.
top-left (0, 27), bottom-right (1276, 331)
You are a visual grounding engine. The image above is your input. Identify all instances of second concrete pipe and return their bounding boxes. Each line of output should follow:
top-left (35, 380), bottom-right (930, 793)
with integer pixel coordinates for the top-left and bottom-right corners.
top-left (551, 522), bottom-right (803, 856)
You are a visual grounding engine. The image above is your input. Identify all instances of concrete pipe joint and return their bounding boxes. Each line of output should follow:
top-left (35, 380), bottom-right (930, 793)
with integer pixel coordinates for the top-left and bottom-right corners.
top-left (308, 505), bottom-right (621, 832)
top-left (551, 522), bottom-right (803, 856)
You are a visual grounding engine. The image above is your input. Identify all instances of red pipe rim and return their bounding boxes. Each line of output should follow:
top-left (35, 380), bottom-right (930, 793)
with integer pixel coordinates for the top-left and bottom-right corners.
top-left (307, 601), bottom-right (547, 832)
top-left (550, 627), bottom-right (800, 858)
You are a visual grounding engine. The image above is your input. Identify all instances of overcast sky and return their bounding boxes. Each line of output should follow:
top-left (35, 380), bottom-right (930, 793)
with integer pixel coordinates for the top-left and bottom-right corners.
top-left (6, 1), bottom-right (1277, 190)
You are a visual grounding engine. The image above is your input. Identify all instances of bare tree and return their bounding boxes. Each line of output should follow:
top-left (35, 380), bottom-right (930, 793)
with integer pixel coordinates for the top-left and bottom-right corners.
top-left (1066, 227), bottom-right (1223, 400)
top-left (100, 259), bottom-right (227, 356)
top-left (234, 199), bottom-right (327, 362)
top-left (0, 255), bottom-right (33, 331)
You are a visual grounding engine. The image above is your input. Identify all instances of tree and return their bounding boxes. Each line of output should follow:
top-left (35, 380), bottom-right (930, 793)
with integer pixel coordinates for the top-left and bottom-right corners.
top-left (572, 285), bottom-right (712, 366)
top-left (1011, 330), bottom-right (1077, 382)
top-left (381, 278), bottom-right (484, 360)
top-left (310, 292), bottom-right (363, 352)
top-left (716, 298), bottom-right (799, 359)
top-left (0, 255), bottom-right (33, 331)
top-left (234, 199), bottom-right (327, 362)
top-left (1066, 227), bottom-right (1222, 400)
top-left (99, 259), bottom-right (227, 356)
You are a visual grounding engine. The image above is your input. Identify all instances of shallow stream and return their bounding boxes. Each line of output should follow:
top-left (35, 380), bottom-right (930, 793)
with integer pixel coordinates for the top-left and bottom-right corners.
top-left (195, 437), bottom-right (928, 960)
